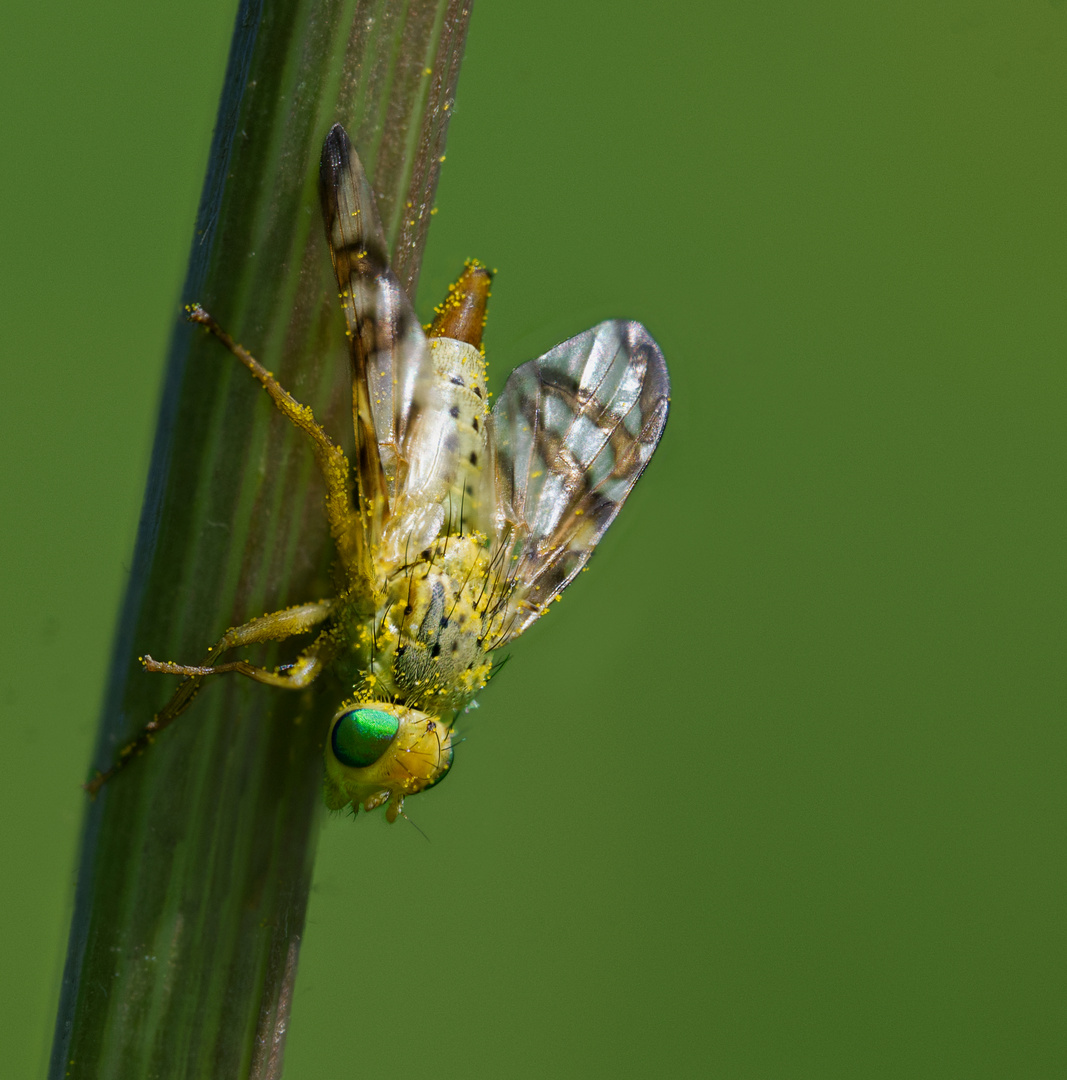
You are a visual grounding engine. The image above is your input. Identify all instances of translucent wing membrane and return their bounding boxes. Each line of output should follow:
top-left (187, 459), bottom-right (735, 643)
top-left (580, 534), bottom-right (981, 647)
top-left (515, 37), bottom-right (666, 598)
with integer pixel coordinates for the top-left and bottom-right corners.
top-left (319, 125), bottom-right (433, 527)
top-left (489, 320), bottom-right (670, 642)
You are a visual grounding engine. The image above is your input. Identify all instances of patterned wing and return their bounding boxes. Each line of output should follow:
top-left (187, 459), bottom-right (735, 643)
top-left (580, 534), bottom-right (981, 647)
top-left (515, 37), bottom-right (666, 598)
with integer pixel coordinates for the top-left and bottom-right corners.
top-left (319, 125), bottom-right (433, 519)
top-left (487, 320), bottom-right (669, 643)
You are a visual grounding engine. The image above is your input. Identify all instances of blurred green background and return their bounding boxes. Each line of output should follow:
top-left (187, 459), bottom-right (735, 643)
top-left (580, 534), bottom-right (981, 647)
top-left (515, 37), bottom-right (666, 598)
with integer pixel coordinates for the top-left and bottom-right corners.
top-left (3, 1), bottom-right (1066, 1076)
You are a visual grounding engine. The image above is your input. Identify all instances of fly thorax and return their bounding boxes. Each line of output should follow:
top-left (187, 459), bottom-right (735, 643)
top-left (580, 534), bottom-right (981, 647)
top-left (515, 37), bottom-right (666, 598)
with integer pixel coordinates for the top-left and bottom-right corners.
top-left (370, 536), bottom-right (495, 711)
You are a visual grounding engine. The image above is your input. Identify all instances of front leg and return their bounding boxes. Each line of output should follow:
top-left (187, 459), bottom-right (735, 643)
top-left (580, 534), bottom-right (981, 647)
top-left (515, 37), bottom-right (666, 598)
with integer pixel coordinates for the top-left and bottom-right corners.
top-left (187, 304), bottom-right (372, 580)
top-left (87, 600), bottom-right (335, 796)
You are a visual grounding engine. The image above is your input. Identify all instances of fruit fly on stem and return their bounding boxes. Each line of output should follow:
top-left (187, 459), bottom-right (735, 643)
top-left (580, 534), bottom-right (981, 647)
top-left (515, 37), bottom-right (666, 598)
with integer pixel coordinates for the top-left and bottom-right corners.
top-left (88, 124), bottom-right (670, 822)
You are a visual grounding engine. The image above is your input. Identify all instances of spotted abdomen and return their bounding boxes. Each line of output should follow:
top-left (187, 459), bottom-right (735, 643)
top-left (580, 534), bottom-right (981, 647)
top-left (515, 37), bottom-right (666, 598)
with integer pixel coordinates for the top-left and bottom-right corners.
top-left (379, 336), bottom-right (492, 561)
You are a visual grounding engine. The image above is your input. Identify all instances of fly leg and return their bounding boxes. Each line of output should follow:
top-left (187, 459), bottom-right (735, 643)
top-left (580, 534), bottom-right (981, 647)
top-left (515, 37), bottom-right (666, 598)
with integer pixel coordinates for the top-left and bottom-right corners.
top-left (187, 304), bottom-right (369, 576)
top-left (87, 600), bottom-right (335, 796)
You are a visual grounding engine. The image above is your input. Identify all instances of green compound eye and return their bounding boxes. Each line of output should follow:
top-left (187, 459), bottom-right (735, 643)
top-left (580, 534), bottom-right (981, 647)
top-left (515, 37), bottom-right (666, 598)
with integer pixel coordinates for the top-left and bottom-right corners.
top-left (331, 708), bottom-right (399, 769)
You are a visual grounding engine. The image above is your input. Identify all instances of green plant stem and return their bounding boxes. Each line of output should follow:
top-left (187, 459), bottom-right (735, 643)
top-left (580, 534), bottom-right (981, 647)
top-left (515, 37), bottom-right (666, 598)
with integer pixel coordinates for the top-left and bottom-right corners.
top-left (50, 2), bottom-right (472, 1077)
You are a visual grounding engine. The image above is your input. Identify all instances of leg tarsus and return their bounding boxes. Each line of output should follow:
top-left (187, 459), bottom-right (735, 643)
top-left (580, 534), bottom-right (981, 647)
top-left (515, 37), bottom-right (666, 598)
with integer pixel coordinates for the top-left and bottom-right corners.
top-left (143, 651), bottom-right (324, 688)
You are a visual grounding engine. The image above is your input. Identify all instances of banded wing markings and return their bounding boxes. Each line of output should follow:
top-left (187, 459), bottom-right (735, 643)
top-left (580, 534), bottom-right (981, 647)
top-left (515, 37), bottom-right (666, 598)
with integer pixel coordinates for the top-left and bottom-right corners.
top-left (319, 125), bottom-right (433, 523)
top-left (488, 320), bottom-right (669, 642)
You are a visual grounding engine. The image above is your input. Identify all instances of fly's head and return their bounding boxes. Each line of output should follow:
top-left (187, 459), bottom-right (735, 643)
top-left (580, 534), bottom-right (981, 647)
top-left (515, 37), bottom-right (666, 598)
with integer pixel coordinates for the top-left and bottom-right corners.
top-left (323, 701), bottom-right (454, 822)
